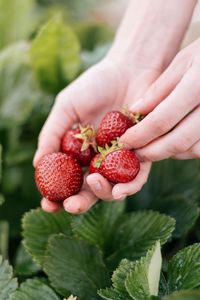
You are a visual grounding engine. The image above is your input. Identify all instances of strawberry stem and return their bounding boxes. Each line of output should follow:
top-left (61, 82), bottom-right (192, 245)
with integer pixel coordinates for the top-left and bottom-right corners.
top-left (95, 140), bottom-right (123, 168)
top-left (122, 106), bottom-right (143, 123)
top-left (74, 124), bottom-right (97, 152)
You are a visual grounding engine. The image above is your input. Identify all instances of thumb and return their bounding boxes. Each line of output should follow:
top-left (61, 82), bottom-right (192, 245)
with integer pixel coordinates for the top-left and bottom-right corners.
top-left (33, 86), bottom-right (77, 167)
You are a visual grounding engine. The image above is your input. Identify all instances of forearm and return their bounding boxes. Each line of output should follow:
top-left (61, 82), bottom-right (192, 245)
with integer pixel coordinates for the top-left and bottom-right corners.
top-left (108, 0), bottom-right (197, 69)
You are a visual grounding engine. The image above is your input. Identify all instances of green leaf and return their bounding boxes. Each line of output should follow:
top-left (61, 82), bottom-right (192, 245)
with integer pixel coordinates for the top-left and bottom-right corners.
top-left (75, 23), bottom-right (113, 51)
top-left (125, 241), bottom-right (162, 299)
top-left (0, 144), bottom-right (2, 182)
top-left (14, 243), bottom-right (41, 277)
top-left (2, 166), bottom-right (23, 193)
top-left (0, 195), bottom-right (4, 206)
top-left (73, 205), bottom-right (174, 270)
top-left (0, 221), bottom-right (9, 259)
top-left (30, 16), bottom-right (81, 93)
top-left (98, 287), bottom-right (129, 300)
top-left (8, 278), bottom-right (60, 300)
top-left (130, 159), bottom-right (200, 211)
top-left (0, 255), bottom-right (18, 299)
top-left (22, 209), bottom-right (72, 265)
top-left (159, 273), bottom-right (169, 297)
top-left (150, 160), bottom-right (200, 197)
top-left (107, 211), bottom-right (175, 269)
top-left (0, 0), bottom-right (35, 49)
top-left (112, 259), bottom-right (135, 294)
top-left (0, 146), bottom-right (3, 207)
top-left (72, 201), bottom-right (125, 254)
top-left (44, 234), bottom-right (110, 299)
top-left (168, 243), bottom-right (200, 292)
top-left (98, 259), bottom-right (135, 300)
top-left (0, 42), bottom-right (50, 129)
top-left (155, 196), bottom-right (199, 238)
top-left (99, 242), bottom-right (162, 300)
top-left (163, 290), bottom-right (200, 300)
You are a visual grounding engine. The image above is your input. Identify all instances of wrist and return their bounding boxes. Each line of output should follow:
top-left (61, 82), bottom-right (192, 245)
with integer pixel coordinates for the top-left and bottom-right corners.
top-left (106, 0), bottom-right (197, 70)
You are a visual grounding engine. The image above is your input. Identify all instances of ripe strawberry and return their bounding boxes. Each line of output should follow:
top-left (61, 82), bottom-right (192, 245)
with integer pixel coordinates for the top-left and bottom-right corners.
top-left (61, 125), bottom-right (96, 166)
top-left (89, 143), bottom-right (140, 183)
top-left (96, 109), bottom-right (140, 147)
top-left (35, 152), bottom-right (83, 202)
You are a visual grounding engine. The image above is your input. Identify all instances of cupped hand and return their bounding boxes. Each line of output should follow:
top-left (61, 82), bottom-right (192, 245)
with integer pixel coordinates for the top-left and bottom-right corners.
top-left (33, 55), bottom-right (163, 214)
top-left (120, 38), bottom-right (200, 162)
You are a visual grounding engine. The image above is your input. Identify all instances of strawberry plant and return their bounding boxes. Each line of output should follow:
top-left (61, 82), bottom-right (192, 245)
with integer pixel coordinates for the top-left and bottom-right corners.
top-left (0, 0), bottom-right (200, 299)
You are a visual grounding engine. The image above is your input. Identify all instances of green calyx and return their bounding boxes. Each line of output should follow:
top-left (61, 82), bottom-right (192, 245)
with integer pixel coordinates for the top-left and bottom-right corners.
top-left (122, 106), bottom-right (143, 124)
top-left (94, 140), bottom-right (123, 168)
top-left (74, 124), bottom-right (97, 152)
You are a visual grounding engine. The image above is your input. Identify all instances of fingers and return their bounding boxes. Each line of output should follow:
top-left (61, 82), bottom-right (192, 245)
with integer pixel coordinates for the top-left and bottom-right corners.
top-left (41, 162), bottom-right (151, 214)
top-left (131, 52), bottom-right (191, 114)
top-left (136, 105), bottom-right (200, 161)
top-left (173, 140), bottom-right (200, 160)
top-left (112, 162), bottom-right (151, 199)
top-left (41, 162), bottom-right (152, 215)
top-left (63, 189), bottom-right (98, 214)
top-left (120, 62), bottom-right (200, 150)
top-left (33, 87), bottom-right (78, 167)
top-left (41, 198), bottom-right (63, 213)
top-left (41, 185), bottom-right (98, 215)
top-left (86, 173), bottom-right (114, 201)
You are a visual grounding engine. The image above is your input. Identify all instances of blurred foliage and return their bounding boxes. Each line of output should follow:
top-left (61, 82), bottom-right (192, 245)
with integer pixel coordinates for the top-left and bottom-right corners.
top-left (0, 0), bottom-right (112, 237)
top-left (0, 0), bottom-right (36, 49)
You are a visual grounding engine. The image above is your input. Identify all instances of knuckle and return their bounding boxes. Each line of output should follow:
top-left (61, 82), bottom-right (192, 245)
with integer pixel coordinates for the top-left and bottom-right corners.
top-left (149, 115), bottom-right (170, 134)
top-left (149, 81), bottom-right (160, 97)
top-left (139, 149), bottom-right (155, 162)
top-left (169, 137), bottom-right (190, 154)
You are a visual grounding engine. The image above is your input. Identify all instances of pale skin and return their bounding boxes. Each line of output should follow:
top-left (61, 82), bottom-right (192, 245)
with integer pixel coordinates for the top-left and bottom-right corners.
top-left (33, 0), bottom-right (198, 214)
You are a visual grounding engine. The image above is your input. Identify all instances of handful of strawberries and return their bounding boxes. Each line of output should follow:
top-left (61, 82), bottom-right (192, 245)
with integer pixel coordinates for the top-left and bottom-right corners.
top-left (35, 109), bottom-right (141, 203)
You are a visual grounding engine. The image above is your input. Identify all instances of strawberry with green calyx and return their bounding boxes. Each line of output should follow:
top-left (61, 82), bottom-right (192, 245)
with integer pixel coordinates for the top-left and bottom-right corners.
top-left (89, 141), bottom-right (140, 183)
top-left (96, 109), bottom-right (142, 147)
top-left (35, 152), bottom-right (83, 202)
top-left (61, 125), bottom-right (96, 166)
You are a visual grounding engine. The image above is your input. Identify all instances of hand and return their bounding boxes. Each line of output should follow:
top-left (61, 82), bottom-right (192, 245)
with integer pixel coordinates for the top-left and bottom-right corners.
top-left (33, 0), bottom-right (197, 214)
top-left (33, 55), bottom-right (165, 214)
top-left (120, 38), bottom-right (200, 162)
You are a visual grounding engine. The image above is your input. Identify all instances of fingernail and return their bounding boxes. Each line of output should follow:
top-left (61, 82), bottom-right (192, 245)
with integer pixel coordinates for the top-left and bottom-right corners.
top-left (94, 181), bottom-right (102, 191)
top-left (90, 180), bottom-right (102, 192)
top-left (64, 201), bottom-right (81, 213)
top-left (130, 98), bottom-right (143, 111)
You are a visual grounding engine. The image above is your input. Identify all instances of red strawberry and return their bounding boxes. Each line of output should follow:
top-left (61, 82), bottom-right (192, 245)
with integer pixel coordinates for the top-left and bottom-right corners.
top-left (35, 152), bottom-right (83, 202)
top-left (61, 125), bottom-right (96, 166)
top-left (89, 143), bottom-right (140, 183)
top-left (96, 110), bottom-right (140, 147)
